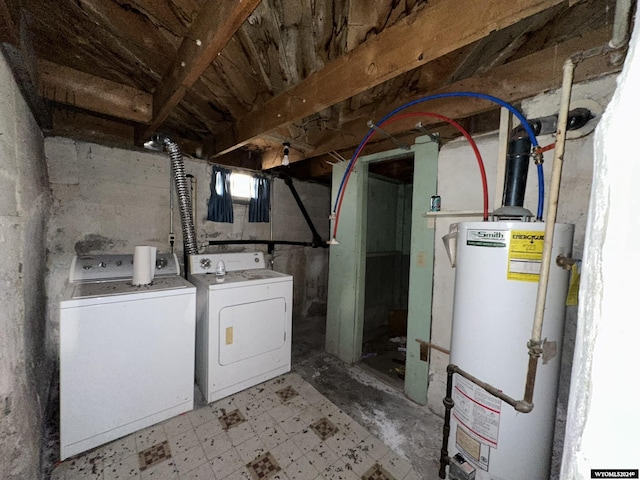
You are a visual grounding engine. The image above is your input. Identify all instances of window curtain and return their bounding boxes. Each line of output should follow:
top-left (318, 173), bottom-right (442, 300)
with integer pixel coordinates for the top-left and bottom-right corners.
top-left (249, 175), bottom-right (270, 223)
top-left (207, 166), bottom-right (234, 223)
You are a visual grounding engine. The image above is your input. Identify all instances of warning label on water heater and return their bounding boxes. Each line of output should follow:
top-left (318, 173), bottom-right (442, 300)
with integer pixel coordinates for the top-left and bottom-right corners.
top-left (452, 375), bottom-right (501, 448)
top-left (508, 230), bottom-right (545, 282)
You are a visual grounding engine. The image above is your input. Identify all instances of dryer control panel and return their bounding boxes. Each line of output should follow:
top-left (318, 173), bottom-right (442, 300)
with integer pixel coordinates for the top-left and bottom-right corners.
top-left (189, 252), bottom-right (265, 274)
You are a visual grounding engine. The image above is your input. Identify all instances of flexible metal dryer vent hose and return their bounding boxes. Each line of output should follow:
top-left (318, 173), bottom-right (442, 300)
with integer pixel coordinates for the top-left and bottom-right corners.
top-left (161, 136), bottom-right (198, 255)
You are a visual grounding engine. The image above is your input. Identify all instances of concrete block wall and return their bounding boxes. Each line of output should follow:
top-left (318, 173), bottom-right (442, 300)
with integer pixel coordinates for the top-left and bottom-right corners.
top-left (45, 139), bottom-right (330, 352)
top-left (270, 177), bottom-right (330, 320)
top-left (0, 52), bottom-right (52, 480)
top-left (428, 132), bottom-right (501, 417)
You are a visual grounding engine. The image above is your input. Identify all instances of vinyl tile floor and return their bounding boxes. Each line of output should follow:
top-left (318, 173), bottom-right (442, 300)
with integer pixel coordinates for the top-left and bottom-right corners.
top-left (50, 373), bottom-right (420, 480)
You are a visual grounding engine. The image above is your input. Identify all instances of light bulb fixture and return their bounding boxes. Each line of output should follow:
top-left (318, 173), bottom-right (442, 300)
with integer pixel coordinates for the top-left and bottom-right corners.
top-left (282, 142), bottom-right (290, 166)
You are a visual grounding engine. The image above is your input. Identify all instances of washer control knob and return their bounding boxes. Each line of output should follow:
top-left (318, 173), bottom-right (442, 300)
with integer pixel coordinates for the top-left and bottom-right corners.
top-left (200, 258), bottom-right (212, 269)
top-left (156, 257), bottom-right (168, 269)
top-left (98, 262), bottom-right (106, 268)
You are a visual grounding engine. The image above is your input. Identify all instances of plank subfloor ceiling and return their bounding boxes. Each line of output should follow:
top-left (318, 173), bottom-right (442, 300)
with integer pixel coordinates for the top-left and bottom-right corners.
top-left (0, 0), bottom-right (623, 182)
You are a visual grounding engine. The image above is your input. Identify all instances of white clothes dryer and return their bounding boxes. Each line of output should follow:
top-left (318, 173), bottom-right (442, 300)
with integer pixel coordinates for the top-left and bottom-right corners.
top-left (59, 253), bottom-right (196, 460)
top-left (188, 252), bottom-right (293, 403)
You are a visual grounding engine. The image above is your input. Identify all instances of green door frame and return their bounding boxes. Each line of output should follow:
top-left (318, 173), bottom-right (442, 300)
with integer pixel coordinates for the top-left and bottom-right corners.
top-left (326, 135), bottom-right (438, 404)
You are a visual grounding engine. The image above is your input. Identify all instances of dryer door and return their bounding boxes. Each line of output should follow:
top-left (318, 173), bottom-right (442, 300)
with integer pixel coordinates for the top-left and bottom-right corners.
top-left (206, 280), bottom-right (292, 401)
top-left (219, 297), bottom-right (286, 365)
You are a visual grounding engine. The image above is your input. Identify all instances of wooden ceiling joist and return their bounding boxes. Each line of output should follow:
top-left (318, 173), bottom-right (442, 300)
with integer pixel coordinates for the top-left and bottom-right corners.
top-left (136, 0), bottom-right (262, 144)
top-left (211, 0), bottom-right (566, 157)
top-left (51, 107), bottom-right (135, 146)
top-left (0, 0), bottom-right (18, 45)
top-left (37, 59), bottom-right (152, 124)
top-left (262, 27), bottom-right (617, 171)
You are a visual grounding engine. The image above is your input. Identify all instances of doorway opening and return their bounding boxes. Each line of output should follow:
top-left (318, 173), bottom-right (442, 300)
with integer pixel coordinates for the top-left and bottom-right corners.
top-left (360, 156), bottom-right (414, 390)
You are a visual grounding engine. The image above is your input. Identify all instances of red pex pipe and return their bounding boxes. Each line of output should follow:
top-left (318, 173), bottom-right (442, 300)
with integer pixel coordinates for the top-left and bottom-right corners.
top-left (333, 112), bottom-right (489, 239)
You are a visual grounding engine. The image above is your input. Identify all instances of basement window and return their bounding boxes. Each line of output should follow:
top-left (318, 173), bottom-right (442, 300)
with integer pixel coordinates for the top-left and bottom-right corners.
top-left (209, 169), bottom-right (270, 223)
top-left (230, 172), bottom-right (253, 202)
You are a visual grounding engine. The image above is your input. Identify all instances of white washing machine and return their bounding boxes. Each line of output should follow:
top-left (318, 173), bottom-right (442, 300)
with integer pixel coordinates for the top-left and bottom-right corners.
top-left (189, 252), bottom-right (293, 403)
top-left (59, 253), bottom-right (196, 460)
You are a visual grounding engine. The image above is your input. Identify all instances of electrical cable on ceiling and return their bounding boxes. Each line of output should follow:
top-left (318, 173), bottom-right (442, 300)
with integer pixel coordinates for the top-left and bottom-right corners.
top-left (330, 92), bottom-right (544, 240)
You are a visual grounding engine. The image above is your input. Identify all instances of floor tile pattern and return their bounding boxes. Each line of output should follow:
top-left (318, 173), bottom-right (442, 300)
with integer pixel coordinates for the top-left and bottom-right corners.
top-left (138, 441), bottom-right (172, 471)
top-left (362, 463), bottom-right (396, 480)
top-left (51, 373), bottom-right (418, 480)
top-left (219, 409), bottom-right (247, 430)
top-left (274, 386), bottom-right (299, 402)
top-left (309, 417), bottom-right (339, 441)
top-left (246, 452), bottom-right (281, 479)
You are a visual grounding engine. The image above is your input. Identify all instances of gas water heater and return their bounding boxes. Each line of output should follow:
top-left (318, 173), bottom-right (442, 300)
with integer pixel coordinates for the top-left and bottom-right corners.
top-left (447, 221), bottom-right (573, 480)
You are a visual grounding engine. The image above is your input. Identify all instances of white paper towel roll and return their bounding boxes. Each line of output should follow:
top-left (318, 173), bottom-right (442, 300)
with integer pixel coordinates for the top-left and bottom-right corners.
top-left (132, 246), bottom-right (157, 285)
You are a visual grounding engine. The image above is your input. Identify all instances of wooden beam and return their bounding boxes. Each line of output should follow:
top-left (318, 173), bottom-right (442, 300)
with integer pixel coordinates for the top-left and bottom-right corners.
top-left (269, 27), bottom-right (617, 168)
top-left (210, 148), bottom-right (263, 171)
top-left (212, 0), bottom-right (566, 156)
top-left (136, 0), bottom-right (261, 143)
top-left (51, 107), bottom-right (135, 146)
top-left (50, 107), bottom-right (204, 158)
top-left (38, 60), bottom-right (152, 123)
top-left (0, 11), bottom-right (51, 128)
top-left (281, 155), bottom-right (339, 182)
top-left (0, 0), bottom-right (18, 45)
top-left (449, 5), bottom-right (565, 82)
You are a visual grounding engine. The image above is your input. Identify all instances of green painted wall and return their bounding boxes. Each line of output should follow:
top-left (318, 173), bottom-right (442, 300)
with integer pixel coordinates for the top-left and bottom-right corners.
top-left (326, 138), bottom-right (438, 404)
top-left (326, 161), bottom-right (366, 363)
top-left (404, 138), bottom-right (438, 404)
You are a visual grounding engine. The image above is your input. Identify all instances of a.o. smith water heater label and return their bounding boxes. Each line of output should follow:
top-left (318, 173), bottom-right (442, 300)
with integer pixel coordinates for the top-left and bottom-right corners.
top-left (452, 375), bottom-right (501, 449)
top-left (508, 230), bottom-right (545, 281)
top-left (466, 229), bottom-right (507, 247)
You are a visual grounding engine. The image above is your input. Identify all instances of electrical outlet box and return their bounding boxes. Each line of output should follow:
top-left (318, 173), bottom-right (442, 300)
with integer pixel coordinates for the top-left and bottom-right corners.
top-left (168, 234), bottom-right (176, 244)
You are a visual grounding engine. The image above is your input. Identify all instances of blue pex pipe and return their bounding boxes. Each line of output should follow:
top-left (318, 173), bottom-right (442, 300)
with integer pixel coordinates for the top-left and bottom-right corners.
top-left (332, 91), bottom-right (544, 219)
